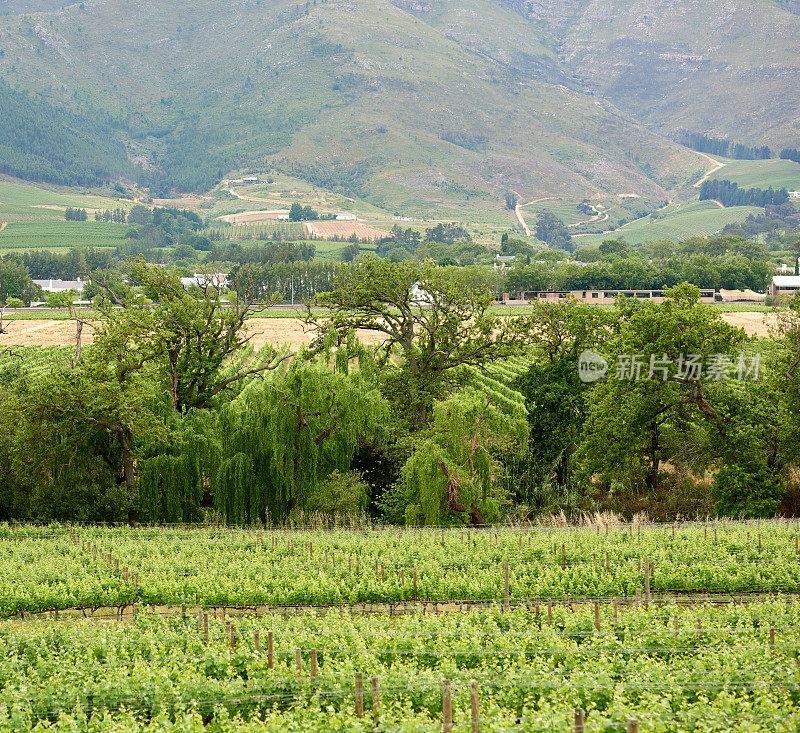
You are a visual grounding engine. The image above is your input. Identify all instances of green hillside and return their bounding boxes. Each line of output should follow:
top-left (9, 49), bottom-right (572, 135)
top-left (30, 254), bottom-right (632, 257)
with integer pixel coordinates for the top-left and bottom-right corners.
top-left (574, 200), bottom-right (765, 247)
top-left (0, 0), bottom-right (796, 221)
top-left (0, 0), bottom-right (702, 217)
top-left (706, 158), bottom-right (800, 191)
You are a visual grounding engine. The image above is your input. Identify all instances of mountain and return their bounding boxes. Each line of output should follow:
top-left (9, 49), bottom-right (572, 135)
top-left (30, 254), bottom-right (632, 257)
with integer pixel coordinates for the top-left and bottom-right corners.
top-left (517, 0), bottom-right (800, 148)
top-left (0, 0), bottom-right (796, 218)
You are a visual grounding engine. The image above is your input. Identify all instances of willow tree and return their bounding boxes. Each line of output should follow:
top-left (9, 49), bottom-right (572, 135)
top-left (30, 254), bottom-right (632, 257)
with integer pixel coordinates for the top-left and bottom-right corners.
top-left (213, 362), bottom-right (390, 524)
top-left (401, 388), bottom-right (527, 526)
top-left (137, 409), bottom-right (220, 523)
top-left (306, 257), bottom-right (527, 425)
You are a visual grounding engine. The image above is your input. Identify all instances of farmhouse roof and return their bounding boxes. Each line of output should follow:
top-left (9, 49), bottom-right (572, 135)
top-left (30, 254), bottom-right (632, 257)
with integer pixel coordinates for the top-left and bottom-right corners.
top-left (772, 276), bottom-right (800, 288)
top-left (33, 279), bottom-right (85, 292)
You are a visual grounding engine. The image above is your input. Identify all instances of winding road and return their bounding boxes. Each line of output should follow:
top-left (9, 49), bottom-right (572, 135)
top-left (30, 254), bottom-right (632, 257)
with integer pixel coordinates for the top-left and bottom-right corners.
top-left (693, 152), bottom-right (726, 188)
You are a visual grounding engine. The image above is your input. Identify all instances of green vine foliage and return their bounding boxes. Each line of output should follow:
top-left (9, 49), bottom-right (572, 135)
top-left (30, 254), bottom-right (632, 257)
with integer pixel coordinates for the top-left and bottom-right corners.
top-left (402, 387), bottom-right (527, 526)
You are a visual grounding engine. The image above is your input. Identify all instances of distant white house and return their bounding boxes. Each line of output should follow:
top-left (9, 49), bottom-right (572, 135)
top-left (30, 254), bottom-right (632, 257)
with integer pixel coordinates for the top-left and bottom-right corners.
top-left (770, 275), bottom-right (800, 301)
top-left (180, 273), bottom-right (230, 289)
top-left (788, 191), bottom-right (800, 200)
top-left (242, 176), bottom-right (259, 184)
top-left (335, 212), bottom-right (356, 221)
top-left (33, 278), bottom-right (85, 293)
top-left (410, 282), bottom-right (432, 305)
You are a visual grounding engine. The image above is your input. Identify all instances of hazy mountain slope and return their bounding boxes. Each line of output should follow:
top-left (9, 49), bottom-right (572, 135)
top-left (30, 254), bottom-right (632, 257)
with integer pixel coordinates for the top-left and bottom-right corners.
top-left (0, 79), bottom-right (130, 186)
top-left (0, 0), bottom-right (719, 214)
top-left (519, 0), bottom-right (800, 147)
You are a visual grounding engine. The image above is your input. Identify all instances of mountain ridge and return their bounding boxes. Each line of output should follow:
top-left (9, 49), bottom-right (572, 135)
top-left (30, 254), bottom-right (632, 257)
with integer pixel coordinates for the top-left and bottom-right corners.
top-left (0, 0), bottom-right (795, 218)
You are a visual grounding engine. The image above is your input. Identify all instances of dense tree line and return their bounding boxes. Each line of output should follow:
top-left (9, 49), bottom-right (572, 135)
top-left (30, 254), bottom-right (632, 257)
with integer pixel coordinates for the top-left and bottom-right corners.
top-left (682, 132), bottom-right (772, 160)
top-left (7, 248), bottom-right (115, 281)
top-left (2, 263), bottom-right (799, 525)
top-left (64, 208), bottom-right (88, 221)
top-left (780, 149), bottom-right (800, 164)
top-left (508, 235), bottom-right (770, 293)
top-left (699, 179), bottom-right (789, 207)
top-left (94, 208), bottom-right (129, 223)
top-left (209, 241), bottom-right (316, 264)
top-left (507, 254), bottom-right (768, 293)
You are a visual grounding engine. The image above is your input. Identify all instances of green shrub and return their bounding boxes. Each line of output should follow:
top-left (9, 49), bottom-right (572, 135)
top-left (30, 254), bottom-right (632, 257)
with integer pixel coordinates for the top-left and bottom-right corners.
top-left (305, 470), bottom-right (369, 516)
top-left (711, 458), bottom-right (783, 518)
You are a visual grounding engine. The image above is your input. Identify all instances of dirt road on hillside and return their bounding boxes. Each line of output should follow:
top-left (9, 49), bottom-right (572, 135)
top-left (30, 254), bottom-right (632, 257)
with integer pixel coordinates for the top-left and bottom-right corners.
top-left (693, 152), bottom-right (726, 188)
top-left (511, 191), bottom-right (531, 236)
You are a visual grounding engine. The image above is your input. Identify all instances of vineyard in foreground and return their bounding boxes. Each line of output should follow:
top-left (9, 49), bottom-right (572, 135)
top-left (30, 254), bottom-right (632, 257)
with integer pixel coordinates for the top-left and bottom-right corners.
top-left (1, 522), bottom-right (799, 730)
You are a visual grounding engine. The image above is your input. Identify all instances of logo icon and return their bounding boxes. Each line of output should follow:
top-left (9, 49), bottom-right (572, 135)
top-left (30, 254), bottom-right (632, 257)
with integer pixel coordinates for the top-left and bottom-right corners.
top-left (578, 351), bottom-right (608, 383)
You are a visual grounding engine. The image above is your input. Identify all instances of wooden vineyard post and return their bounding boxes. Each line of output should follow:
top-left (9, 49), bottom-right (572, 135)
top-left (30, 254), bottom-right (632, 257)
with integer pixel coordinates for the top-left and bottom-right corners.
top-left (254, 630), bottom-right (260, 654)
top-left (627, 719), bottom-right (639, 733)
top-left (635, 588), bottom-right (642, 608)
top-left (203, 614), bottom-right (209, 644)
top-left (594, 601), bottom-right (600, 632)
top-left (605, 552), bottom-right (610, 573)
top-left (443, 679), bottom-right (453, 733)
top-left (230, 623), bottom-right (236, 649)
top-left (356, 556), bottom-right (360, 575)
top-left (268, 632), bottom-right (274, 669)
top-left (355, 673), bottom-right (364, 718)
top-left (181, 603), bottom-right (185, 620)
top-left (372, 677), bottom-right (380, 724)
top-left (413, 567), bottom-right (418, 601)
top-left (770, 627), bottom-right (776, 656)
top-left (547, 599), bottom-right (553, 625)
top-left (470, 680), bottom-right (480, 733)
top-left (296, 649), bottom-right (302, 682)
top-left (504, 562), bottom-right (510, 610)
top-left (574, 708), bottom-right (585, 733)
top-left (644, 559), bottom-right (650, 609)
top-left (674, 614), bottom-right (679, 641)
top-left (310, 649), bottom-right (318, 682)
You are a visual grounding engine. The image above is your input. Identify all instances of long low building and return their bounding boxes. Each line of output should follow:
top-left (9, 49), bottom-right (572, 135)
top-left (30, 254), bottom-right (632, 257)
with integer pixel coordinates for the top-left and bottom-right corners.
top-left (770, 276), bottom-right (800, 301)
top-left (33, 278), bottom-right (85, 293)
top-left (501, 289), bottom-right (717, 305)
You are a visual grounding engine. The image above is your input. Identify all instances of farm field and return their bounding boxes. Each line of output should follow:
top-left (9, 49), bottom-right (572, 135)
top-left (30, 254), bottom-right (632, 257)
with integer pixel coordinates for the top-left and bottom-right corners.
top-left (305, 220), bottom-right (390, 242)
top-left (0, 177), bottom-right (134, 224)
top-left (0, 311), bottom-right (779, 349)
top-left (0, 220), bottom-right (127, 252)
top-left (575, 201), bottom-right (764, 247)
top-left (1, 522), bottom-right (799, 730)
top-left (705, 158), bottom-right (800, 191)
